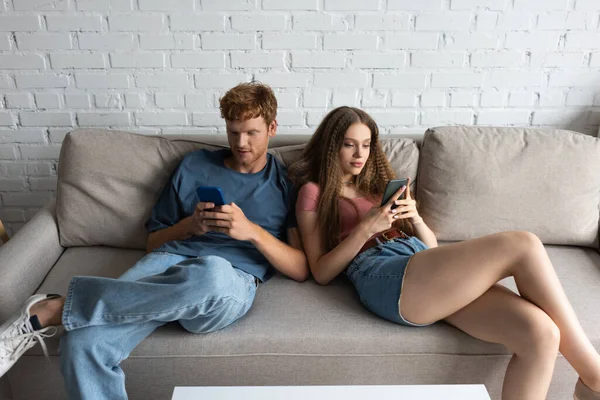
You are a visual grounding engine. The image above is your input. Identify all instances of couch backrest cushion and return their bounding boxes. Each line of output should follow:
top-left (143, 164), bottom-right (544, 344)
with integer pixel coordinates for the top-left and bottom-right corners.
top-left (56, 129), bottom-right (222, 249)
top-left (417, 126), bottom-right (600, 246)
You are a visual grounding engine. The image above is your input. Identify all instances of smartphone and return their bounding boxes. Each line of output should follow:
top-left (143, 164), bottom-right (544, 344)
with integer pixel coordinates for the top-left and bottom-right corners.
top-left (196, 186), bottom-right (226, 209)
top-left (380, 178), bottom-right (409, 209)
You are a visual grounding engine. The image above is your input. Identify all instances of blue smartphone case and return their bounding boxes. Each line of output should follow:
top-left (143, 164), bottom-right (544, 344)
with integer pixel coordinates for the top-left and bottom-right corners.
top-left (196, 186), bottom-right (226, 206)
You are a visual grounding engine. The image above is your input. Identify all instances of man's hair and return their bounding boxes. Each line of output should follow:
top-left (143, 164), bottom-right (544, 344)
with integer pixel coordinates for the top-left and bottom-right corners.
top-left (219, 82), bottom-right (277, 126)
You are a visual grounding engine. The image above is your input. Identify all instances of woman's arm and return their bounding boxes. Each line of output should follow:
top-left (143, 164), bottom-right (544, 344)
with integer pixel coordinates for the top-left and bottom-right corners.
top-left (393, 183), bottom-right (438, 248)
top-left (410, 217), bottom-right (438, 248)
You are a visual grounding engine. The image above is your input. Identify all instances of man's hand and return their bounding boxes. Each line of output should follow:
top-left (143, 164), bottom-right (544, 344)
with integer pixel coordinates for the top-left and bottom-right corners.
top-left (188, 201), bottom-right (216, 236)
top-left (200, 202), bottom-right (259, 242)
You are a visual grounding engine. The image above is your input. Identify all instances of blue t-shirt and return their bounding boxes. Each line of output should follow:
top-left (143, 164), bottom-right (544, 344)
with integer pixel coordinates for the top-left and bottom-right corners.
top-left (146, 149), bottom-right (296, 282)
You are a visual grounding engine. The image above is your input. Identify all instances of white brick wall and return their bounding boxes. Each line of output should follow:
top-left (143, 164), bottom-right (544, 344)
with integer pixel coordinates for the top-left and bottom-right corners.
top-left (0, 2), bottom-right (599, 234)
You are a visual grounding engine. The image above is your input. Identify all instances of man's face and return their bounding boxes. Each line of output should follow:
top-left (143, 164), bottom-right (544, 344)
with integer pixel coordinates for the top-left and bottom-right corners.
top-left (225, 116), bottom-right (276, 170)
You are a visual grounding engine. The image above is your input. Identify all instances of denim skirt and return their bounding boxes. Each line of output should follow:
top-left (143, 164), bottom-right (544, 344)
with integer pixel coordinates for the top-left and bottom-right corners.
top-left (345, 235), bottom-right (431, 327)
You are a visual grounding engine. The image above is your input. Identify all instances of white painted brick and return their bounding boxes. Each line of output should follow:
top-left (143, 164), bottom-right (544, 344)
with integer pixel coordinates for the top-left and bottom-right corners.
top-left (565, 33), bottom-right (600, 50)
top-left (478, 13), bottom-right (533, 31)
top-left (369, 111), bottom-right (417, 126)
top-left (0, 113), bottom-right (16, 126)
top-left (0, 145), bottom-right (18, 159)
top-left (110, 15), bottom-right (165, 32)
top-left (532, 110), bottom-right (582, 125)
top-left (575, 0), bottom-right (600, 10)
top-left (324, 34), bottom-right (378, 50)
top-left (355, 15), bottom-right (411, 31)
top-left (331, 89), bottom-right (359, 107)
top-left (94, 93), bottom-right (122, 108)
top-left (325, 0), bottom-right (379, 10)
top-left (15, 74), bottom-right (69, 88)
top-left (139, 0), bottom-right (194, 11)
top-left (136, 73), bottom-right (191, 88)
top-left (444, 33), bottom-right (499, 49)
top-left (5, 94), bottom-right (35, 109)
top-left (566, 90), bottom-right (595, 106)
top-left (78, 112), bottom-right (131, 126)
top-left (0, 35), bottom-right (10, 51)
top-left (293, 15), bottom-right (347, 31)
top-left (185, 94), bottom-right (212, 109)
top-left (352, 53), bottom-right (406, 68)
top-left (276, 110), bottom-right (303, 125)
top-left (538, 91), bottom-right (564, 107)
top-left (231, 15), bottom-right (286, 31)
top-left (489, 71), bottom-right (544, 87)
top-left (530, 52), bottom-right (584, 68)
top-left (508, 92), bottom-right (534, 107)
top-left (0, 75), bottom-right (11, 89)
top-left (480, 90), bottom-right (507, 107)
top-left (65, 93), bottom-right (92, 108)
top-left (450, 0), bottom-right (506, 10)
top-left (411, 52), bottom-right (465, 68)
top-left (315, 72), bottom-right (368, 88)
top-left (373, 73), bottom-right (427, 89)
top-left (202, 0), bottom-right (256, 11)
top-left (416, 13), bottom-right (472, 31)
top-left (254, 73), bottom-right (310, 87)
top-left (172, 52), bottom-right (225, 68)
top-left (392, 91), bottom-right (418, 106)
top-left (550, 71), bottom-right (600, 87)
top-left (431, 72), bottom-right (484, 87)
top-left (76, 0), bottom-right (133, 11)
top-left (2, 193), bottom-right (53, 207)
top-left (110, 53), bottom-right (166, 68)
top-left (275, 91), bottom-right (298, 108)
top-left (231, 52), bottom-right (283, 68)
top-left (155, 93), bottom-right (184, 108)
top-left (0, 161), bottom-right (52, 176)
top-left (136, 112), bottom-right (187, 126)
top-left (16, 34), bottom-right (72, 50)
top-left (124, 93), bottom-right (145, 108)
top-left (421, 91), bottom-right (446, 107)
top-left (75, 74), bottom-right (130, 89)
top-left (20, 145), bottom-right (61, 159)
top-left (79, 34), bottom-right (136, 50)
top-left (388, 0), bottom-right (443, 10)
top-left (170, 15), bottom-right (225, 31)
top-left (470, 51), bottom-right (526, 67)
top-left (591, 53), bottom-right (600, 67)
top-left (478, 110), bottom-right (531, 125)
top-left (46, 16), bottom-right (103, 31)
top-left (263, 34), bottom-right (317, 50)
top-left (303, 90), bottom-right (328, 107)
top-left (162, 127), bottom-right (215, 135)
top-left (504, 32), bottom-right (560, 50)
top-left (422, 110), bottom-right (473, 125)
top-left (263, 0), bottom-right (316, 9)
top-left (306, 110), bottom-right (327, 126)
top-left (292, 52), bottom-right (345, 68)
top-left (385, 33), bottom-right (439, 49)
top-left (537, 12), bottom-right (589, 30)
top-left (50, 54), bottom-right (107, 69)
top-left (0, 55), bottom-right (46, 70)
top-left (195, 73), bottom-right (248, 88)
top-left (362, 90), bottom-right (387, 107)
top-left (35, 93), bottom-right (61, 109)
top-left (202, 34), bottom-right (256, 50)
top-left (514, 0), bottom-right (568, 11)
top-left (14, 0), bottom-right (68, 11)
top-left (30, 176), bottom-right (58, 191)
top-left (0, 16), bottom-right (42, 31)
top-left (449, 91), bottom-right (475, 107)
top-left (0, 209), bottom-right (26, 221)
top-left (0, 128), bottom-right (45, 143)
top-left (20, 112), bottom-right (73, 126)
top-left (192, 112), bottom-right (222, 126)
top-left (140, 34), bottom-right (194, 50)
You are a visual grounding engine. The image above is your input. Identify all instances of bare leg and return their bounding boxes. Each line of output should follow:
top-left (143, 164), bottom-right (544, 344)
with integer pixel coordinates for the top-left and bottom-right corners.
top-left (445, 284), bottom-right (559, 400)
top-left (401, 231), bottom-right (600, 391)
top-left (30, 297), bottom-right (64, 327)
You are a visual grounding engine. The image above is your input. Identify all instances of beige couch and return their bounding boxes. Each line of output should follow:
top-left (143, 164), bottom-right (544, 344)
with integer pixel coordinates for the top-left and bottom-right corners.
top-left (1, 126), bottom-right (599, 400)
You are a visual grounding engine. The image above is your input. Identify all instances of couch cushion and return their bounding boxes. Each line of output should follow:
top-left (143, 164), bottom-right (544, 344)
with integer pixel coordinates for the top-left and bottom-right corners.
top-left (417, 126), bottom-right (600, 246)
top-left (34, 244), bottom-right (600, 358)
top-left (56, 129), bottom-right (222, 250)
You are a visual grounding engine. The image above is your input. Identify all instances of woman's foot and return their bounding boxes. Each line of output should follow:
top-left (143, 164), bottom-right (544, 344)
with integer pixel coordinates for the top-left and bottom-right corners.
top-left (575, 378), bottom-right (600, 400)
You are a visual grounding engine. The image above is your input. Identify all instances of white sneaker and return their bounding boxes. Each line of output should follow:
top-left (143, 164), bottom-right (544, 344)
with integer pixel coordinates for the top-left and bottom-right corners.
top-left (0, 294), bottom-right (60, 378)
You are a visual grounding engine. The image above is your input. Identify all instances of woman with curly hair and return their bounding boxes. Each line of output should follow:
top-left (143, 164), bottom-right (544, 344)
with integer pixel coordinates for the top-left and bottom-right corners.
top-left (291, 106), bottom-right (600, 400)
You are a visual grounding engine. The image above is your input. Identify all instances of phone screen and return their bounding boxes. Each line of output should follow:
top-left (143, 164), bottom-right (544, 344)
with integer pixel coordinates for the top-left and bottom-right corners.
top-left (380, 178), bottom-right (409, 208)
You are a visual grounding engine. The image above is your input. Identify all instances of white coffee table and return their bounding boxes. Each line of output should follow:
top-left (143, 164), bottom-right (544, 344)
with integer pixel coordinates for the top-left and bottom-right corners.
top-left (172, 385), bottom-right (491, 400)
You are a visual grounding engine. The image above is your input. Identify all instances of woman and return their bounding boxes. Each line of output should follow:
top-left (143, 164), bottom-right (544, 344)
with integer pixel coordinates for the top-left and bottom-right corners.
top-left (291, 106), bottom-right (600, 400)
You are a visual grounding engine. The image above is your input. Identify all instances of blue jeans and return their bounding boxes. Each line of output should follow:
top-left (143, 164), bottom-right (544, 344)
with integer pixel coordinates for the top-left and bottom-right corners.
top-left (59, 252), bottom-right (257, 400)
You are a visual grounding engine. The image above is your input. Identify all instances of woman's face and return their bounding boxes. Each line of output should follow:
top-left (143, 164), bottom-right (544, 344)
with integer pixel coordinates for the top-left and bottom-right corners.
top-left (338, 122), bottom-right (371, 179)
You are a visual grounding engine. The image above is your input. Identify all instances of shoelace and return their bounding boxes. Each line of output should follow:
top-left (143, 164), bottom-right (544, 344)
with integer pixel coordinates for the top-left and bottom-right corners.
top-left (0, 316), bottom-right (57, 361)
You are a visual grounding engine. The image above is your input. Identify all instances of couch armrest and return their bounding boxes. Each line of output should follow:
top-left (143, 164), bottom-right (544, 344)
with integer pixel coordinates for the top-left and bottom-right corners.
top-left (0, 201), bottom-right (64, 321)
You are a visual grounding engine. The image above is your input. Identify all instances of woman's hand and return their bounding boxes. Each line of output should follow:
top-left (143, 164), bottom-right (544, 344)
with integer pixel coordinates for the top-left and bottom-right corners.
top-left (359, 186), bottom-right (406, 237)
top-left (393, 182), bottom-right (423, 225)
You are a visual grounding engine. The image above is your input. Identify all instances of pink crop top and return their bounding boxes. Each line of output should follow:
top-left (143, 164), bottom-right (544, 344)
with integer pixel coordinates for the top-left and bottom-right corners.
top-left (296, 182), bottom-right (378, 241)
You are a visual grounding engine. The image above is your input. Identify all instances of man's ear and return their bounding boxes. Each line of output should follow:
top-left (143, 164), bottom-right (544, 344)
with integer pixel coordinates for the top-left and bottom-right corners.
top-left (268, 120), bottom-right (277, 137)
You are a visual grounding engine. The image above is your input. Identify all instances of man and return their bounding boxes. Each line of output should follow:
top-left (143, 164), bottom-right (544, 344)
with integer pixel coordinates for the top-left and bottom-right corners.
top-left (0, 82), bottom-right (308, 399)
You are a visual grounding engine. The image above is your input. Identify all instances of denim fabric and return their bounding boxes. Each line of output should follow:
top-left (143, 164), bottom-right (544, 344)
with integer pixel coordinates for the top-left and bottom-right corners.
top-left (59, 252), bottom-right (257, 400)
top-left (345, 236), bottom-right (430, 327)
